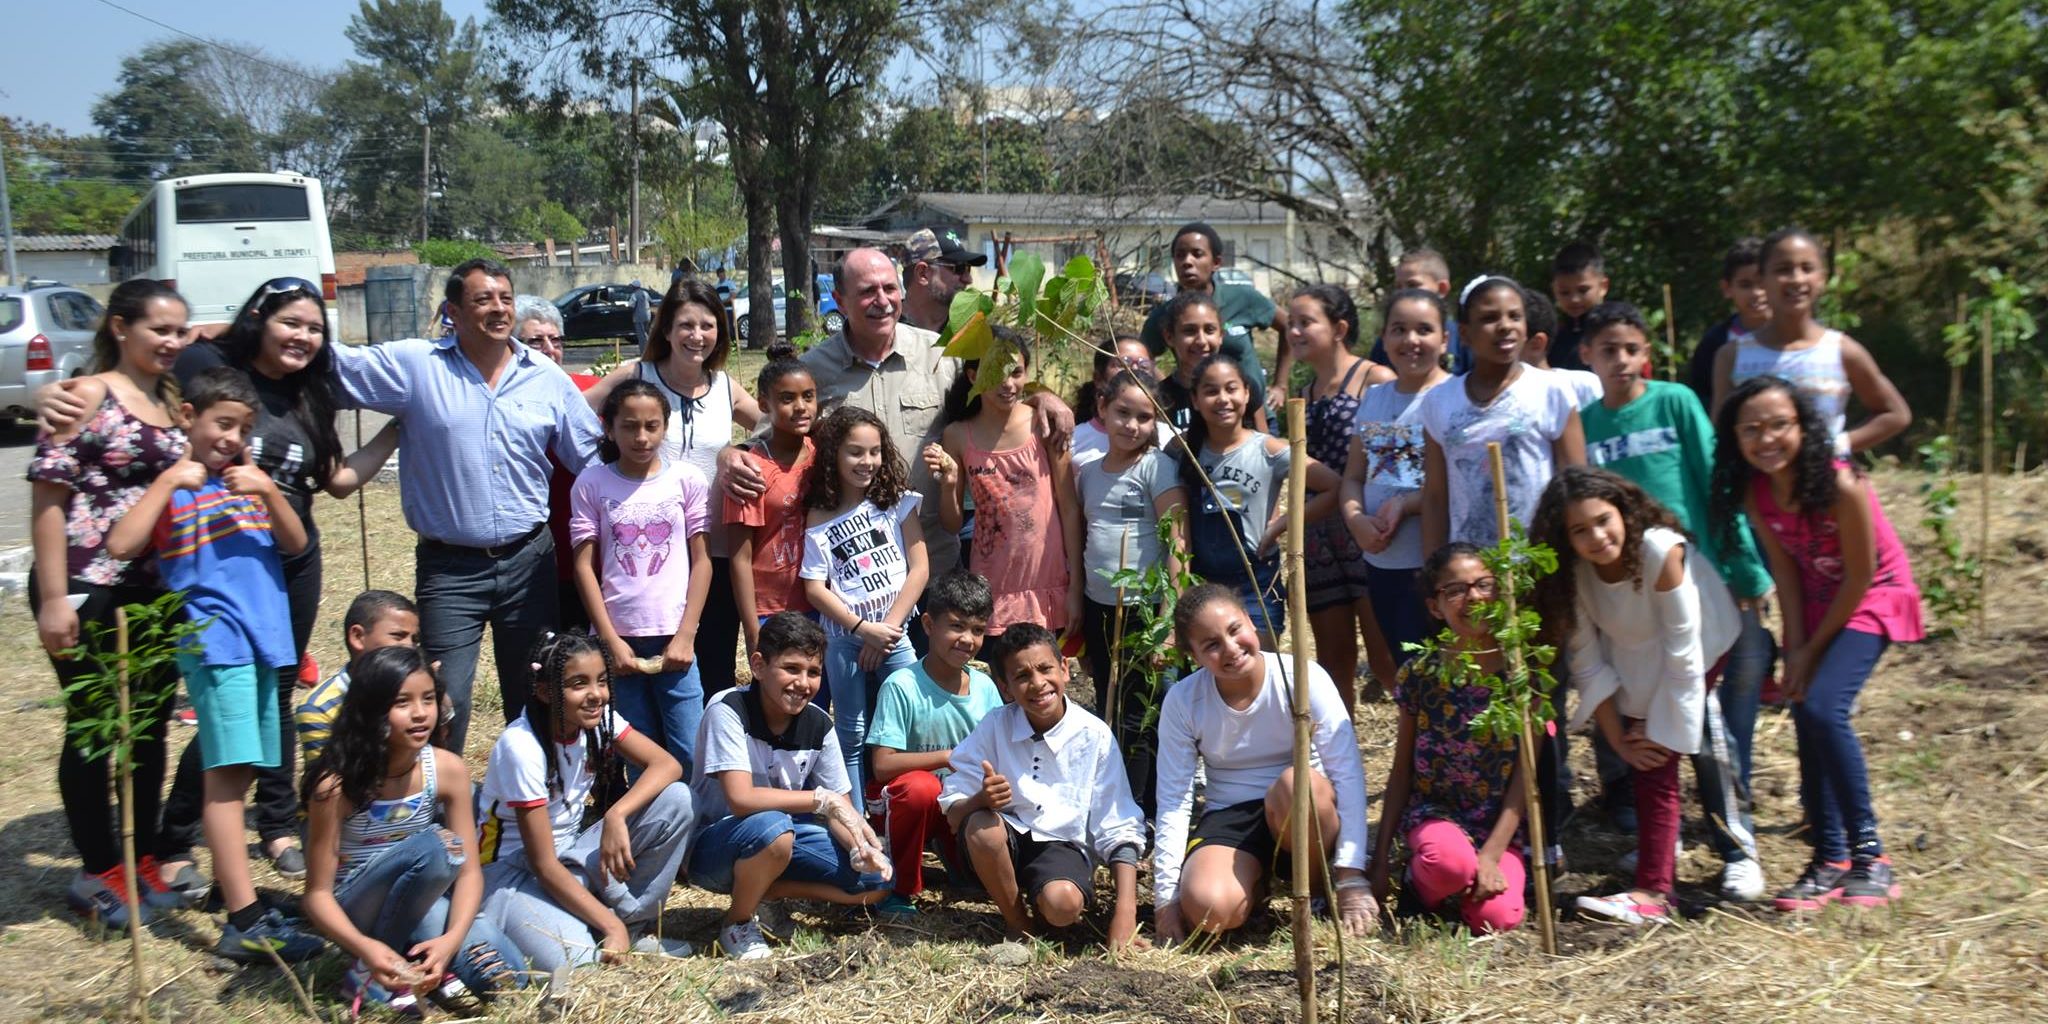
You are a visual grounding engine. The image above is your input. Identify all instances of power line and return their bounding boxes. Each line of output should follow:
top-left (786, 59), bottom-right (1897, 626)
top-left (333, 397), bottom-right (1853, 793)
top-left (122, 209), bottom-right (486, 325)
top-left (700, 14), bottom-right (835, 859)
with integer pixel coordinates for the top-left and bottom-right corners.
top-left (89, 0), bottom-right (333, 86)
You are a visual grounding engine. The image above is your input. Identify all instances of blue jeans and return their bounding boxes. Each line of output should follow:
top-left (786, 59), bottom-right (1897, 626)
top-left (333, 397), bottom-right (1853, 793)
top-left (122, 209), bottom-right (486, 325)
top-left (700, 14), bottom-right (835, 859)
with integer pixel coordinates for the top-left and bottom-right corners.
top-left (1365, 564), bottom-right (1431, 668)
top-left (1792, 628), bottom-right (1889, 862)
top-left (414, 530), bottom-right (558, 752)
top-left (687, 811), bottom-right (885, 895)
top-left (334, 828), bottom-right (524, 995)
top-left (480, 781), bottom-right (695, 973)
top-left (825, 632), bottom-right (917, 812)
top-left (613, 635), bottom-right (705, 779)
top-left (1716, 605), bottom-right (1777, 792)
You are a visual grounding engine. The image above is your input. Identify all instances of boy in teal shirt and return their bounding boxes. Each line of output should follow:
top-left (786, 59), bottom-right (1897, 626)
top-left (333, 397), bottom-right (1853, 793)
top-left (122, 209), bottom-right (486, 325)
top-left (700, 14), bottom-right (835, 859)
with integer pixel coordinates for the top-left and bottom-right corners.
top-left (866, 572), bottom-right (1004, 915)
top-left (1578, 301), bottom-right (1775, 902)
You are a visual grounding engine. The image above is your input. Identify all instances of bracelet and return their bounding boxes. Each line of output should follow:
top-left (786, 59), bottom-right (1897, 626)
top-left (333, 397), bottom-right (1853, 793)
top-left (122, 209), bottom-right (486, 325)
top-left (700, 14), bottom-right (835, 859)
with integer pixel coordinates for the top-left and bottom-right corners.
top-left (1335, 877), bottom-right (1370, 892)
top-left (852, 617), bottom-right (867, 633)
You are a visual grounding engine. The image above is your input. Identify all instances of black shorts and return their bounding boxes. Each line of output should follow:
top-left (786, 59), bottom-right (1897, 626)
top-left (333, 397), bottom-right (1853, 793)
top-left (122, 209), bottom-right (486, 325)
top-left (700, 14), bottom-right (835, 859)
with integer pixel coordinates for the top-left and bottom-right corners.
top-left (973, 817), bottom-right (1095, 908)
top-left (1188, 798), bottom-right (1281, 872)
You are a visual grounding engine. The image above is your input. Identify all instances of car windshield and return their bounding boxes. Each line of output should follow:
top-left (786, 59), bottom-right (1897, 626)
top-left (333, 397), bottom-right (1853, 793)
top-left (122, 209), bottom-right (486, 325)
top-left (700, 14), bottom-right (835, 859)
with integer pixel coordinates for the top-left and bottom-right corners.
top-left (0, 297), bottom-right (22, 334)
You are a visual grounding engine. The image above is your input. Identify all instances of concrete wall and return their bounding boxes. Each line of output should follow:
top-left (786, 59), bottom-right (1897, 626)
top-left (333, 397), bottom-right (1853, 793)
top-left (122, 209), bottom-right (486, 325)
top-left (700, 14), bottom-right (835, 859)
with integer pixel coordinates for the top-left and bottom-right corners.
top-left (19, 250), bottom-right (113, 286)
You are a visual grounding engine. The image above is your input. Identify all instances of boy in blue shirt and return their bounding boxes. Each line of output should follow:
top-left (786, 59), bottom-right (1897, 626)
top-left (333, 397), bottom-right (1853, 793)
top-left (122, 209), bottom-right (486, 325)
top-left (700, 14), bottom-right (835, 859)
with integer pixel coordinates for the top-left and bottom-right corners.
top-left (109, 366), bottom-right (323, 962)
top-left (865, 572), bottom-right (1003, 916)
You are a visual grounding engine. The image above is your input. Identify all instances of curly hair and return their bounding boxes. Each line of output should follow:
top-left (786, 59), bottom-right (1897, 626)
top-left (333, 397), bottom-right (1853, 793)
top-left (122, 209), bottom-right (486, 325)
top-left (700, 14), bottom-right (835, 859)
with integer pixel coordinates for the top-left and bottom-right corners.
top-left (1530, 466), bottom-right (1689, 644)
top-left (300, 646), bottom-right (445, 810)
top-left (805, 404), bottom-right (910, 511)
top-left (525, 632), bottom-right (626, 816)
top-left (1708, 375), bottom-right (1839, 554)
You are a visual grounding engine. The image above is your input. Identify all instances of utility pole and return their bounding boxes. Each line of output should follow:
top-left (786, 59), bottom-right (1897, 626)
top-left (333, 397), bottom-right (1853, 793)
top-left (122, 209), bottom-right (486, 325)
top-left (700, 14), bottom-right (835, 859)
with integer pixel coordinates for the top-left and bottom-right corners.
top-left (0, 132), bottom-right (17, 285)
top-left (629, 65), bottom-right (642, 267)
top-left (419, 120), bottom-right (432, 244)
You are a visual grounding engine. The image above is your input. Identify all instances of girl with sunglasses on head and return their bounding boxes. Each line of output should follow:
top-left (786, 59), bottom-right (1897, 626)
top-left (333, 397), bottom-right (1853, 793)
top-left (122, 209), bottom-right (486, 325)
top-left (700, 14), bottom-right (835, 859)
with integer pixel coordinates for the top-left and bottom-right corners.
top-left (39, 276), bottom-right (403, 894)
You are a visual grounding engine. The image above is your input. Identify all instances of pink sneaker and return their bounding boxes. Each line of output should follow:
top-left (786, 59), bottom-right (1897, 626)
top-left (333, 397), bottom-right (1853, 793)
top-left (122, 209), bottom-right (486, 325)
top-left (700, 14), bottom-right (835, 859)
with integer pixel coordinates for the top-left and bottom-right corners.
top-left (1575, 891), bottom-right (1671, 926)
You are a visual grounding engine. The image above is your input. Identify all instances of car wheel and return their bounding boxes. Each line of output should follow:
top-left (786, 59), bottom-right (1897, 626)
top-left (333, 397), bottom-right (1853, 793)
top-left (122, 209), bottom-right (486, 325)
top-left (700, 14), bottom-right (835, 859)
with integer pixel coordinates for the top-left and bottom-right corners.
top-left (736, 314), bottom-right (752, 343)
top-left (823, 311), bottom-right (846, 335)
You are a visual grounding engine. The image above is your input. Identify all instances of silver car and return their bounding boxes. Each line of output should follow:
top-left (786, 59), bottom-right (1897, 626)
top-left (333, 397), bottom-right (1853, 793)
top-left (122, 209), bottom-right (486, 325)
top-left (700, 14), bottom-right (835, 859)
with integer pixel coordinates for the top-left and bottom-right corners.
top-left (0, 285), bottom-right (102, 422)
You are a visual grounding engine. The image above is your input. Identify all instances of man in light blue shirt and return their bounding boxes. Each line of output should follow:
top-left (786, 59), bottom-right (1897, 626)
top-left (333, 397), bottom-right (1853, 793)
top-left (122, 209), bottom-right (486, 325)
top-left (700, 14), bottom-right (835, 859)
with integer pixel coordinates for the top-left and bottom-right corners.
top-left (330, 258), bottom-right (601, 749)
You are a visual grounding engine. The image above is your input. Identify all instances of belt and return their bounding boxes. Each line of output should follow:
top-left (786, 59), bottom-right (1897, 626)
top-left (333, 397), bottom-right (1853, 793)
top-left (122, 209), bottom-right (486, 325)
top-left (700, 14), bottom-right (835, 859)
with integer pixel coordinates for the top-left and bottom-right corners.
top-left (420, 521), bottom-right (547, 559)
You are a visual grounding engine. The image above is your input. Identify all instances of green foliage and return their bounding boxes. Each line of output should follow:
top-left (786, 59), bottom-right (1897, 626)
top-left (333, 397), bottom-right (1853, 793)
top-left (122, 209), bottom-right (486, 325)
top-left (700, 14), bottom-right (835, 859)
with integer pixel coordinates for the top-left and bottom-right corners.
top-left (90, 41), bottom-right (268, 181)
top-left (412, 238), bottom-right (499, 266)
top-left (1403, 526), bottom-right (1561, 745)
top-left (940, 253), bottom-right (1108, 402)
top-left (1915, 436), bottom-right (1983, 636)
top-left (62, 594), bottom-right (207, 767)
top-left (1097, 510), bottom-right (1197, 766)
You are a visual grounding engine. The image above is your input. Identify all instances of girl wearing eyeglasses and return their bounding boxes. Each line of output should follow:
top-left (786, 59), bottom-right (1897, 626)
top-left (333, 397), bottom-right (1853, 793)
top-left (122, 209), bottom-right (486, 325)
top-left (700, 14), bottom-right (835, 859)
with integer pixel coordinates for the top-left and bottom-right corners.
top-left (1710, 375), bottom-right (1921, 913)
top-left (1364, 542), bottom-right (1531, 934)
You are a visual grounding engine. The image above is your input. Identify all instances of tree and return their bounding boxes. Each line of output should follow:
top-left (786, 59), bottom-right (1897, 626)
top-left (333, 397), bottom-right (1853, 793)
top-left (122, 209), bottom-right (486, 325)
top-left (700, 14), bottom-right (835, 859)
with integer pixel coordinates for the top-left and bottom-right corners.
top-left (1, 119), bottom-right (142, 234)
top-left (91, 41), bottom-right (267, 181)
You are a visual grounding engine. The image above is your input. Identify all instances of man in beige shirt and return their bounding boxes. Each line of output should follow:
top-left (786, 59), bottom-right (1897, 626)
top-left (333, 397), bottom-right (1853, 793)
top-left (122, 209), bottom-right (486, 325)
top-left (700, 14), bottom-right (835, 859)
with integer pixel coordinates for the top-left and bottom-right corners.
top-left (721, 247), bottom-right (1071, 577)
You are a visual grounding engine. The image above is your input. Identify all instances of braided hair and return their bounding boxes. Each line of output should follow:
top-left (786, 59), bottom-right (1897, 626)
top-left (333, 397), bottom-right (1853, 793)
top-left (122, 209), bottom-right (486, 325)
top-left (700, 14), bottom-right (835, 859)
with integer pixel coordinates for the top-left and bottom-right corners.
top-left (526, 632), bottom-right (628, 818)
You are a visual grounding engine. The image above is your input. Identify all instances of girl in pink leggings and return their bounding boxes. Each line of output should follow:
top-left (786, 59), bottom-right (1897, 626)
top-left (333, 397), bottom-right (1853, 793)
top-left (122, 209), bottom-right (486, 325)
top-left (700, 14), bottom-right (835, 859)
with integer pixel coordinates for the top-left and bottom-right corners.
top-left (1367, 543), bottom-right (1531, 933)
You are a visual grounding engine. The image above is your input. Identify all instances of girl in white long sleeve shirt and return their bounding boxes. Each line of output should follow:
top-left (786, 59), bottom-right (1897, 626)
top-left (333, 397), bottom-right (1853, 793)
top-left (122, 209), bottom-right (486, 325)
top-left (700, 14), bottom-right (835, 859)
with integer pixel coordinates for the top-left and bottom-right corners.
top-left (1151, 584), bottom-right (1375, 942)
top-left (1532, 467), bottom-right (1737, 924)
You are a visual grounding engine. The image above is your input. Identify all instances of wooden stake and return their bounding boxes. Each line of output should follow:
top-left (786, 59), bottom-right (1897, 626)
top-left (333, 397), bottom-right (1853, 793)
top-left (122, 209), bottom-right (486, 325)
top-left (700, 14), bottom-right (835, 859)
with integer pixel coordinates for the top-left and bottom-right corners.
top-left (1105, 531), bottom-right (1130, 742)
top-left (1489, 443), bottom-right (1557, 956)
top-left (1945, 295), bottom-right (1966, 443)
top-left (354, 409), bottom-right (371, 591)
top-left (1979, 312), bottom-right (1993, 635)
top-left (114, 607), bottom-right (148, 1022)
top-left (1286, 398), bottom-right (1316, 1022)
top-left (1660, 284), bottom-right (1678, 381)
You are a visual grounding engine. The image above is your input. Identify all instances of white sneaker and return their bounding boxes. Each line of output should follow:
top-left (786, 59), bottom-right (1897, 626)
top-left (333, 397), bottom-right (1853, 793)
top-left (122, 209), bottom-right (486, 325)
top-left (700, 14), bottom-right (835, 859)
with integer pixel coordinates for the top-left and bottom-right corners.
top-left (717, 917), bottom-right (772, 960)
top-left (1616, 839), bottom-right (1683, 876)
top-left (631, 933), bottom-right (697, 958)
top-left (1719, 857), bottom-right (1767, 901)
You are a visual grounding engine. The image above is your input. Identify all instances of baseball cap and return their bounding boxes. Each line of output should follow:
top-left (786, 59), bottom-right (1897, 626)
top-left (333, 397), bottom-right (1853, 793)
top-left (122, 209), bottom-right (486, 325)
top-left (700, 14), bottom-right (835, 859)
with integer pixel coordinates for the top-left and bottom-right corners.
top-left (905, 227), bottom-right (988, 268)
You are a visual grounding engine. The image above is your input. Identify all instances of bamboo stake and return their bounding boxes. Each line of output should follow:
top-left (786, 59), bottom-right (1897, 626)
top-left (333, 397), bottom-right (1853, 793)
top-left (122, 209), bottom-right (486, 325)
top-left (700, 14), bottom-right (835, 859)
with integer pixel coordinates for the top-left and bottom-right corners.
top-left (1979, 312), bottom-right (1992, 635)
top-left (1105, 531), bottom-right (1130, 745)
top-left (1489, 443), bottom-right (1556, 955)
top-left (1660, 284), bottom-right (1678, 381)
top-left (1945, 295), bottom-right (1966, 443)
top-left (114, 607), bottom-right (148, 1023)
top-left (1286, 398), bottom-right (1316, 1022)
top-left (355, 409), bottom-right (371, 591)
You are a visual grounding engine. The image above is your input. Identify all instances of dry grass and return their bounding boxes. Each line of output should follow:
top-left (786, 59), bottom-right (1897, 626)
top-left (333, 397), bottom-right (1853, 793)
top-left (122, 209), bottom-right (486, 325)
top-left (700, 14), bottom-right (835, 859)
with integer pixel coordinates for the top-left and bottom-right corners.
top-left (1, 459), bottom-right (2045, 1022)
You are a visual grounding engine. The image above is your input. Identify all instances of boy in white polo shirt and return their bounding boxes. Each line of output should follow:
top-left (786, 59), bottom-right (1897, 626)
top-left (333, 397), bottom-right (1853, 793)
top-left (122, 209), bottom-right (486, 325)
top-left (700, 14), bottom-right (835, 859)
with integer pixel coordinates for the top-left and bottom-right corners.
top-left (939, 623), bottom-right (1147, 949)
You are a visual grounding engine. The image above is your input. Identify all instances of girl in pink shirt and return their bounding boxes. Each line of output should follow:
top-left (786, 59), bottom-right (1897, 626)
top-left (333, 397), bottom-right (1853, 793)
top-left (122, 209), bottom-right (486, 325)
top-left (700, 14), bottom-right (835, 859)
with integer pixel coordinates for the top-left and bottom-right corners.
top-left (570, 379), bottom-right (713, 774)
top-left (1711, 375), bottom-right (1921, 913)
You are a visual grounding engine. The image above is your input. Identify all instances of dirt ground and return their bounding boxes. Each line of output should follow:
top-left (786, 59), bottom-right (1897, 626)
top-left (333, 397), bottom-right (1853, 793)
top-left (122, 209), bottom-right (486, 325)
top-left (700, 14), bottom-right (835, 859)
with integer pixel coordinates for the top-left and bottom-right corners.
top-left (0, 460), bottom-right (2043, 1023)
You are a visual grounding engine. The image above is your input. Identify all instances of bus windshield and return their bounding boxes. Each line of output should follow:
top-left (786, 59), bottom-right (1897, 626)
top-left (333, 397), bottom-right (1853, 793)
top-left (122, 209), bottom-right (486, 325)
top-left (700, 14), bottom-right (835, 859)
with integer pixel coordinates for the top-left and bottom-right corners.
top-left (175, 184), bottom-right (311, 224)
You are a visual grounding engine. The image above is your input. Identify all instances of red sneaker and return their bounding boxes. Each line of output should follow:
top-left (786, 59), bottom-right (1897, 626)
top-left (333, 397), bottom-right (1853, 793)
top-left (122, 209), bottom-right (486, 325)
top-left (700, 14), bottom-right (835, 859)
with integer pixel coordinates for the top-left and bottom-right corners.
top-left (298, 652), bottom-right (320, 688)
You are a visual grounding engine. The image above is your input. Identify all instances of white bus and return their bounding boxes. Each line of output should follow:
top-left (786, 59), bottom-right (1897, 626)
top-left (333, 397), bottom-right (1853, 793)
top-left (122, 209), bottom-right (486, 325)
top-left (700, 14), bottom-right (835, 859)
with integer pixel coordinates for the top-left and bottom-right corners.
top-left (112, 172), bottom-right (339, 330)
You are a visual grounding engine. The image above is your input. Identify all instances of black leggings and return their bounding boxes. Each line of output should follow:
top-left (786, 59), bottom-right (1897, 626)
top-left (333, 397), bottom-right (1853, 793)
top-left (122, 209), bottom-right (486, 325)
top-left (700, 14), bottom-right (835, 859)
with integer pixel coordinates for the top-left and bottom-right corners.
top-left (32, 575), bottom-right (180, 876)
top-left (1082, 597), bottom-right (1160, 817)
top-left (697, 556), bottom-right (743, 699)
top-left (158, 534), bottom-right (322, 856)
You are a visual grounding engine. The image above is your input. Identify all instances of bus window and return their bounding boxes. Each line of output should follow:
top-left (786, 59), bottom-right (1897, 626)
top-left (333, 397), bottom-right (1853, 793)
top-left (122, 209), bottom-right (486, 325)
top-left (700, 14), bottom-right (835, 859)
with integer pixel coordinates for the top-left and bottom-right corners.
top-left (175, 184), bottom-right (311, 224)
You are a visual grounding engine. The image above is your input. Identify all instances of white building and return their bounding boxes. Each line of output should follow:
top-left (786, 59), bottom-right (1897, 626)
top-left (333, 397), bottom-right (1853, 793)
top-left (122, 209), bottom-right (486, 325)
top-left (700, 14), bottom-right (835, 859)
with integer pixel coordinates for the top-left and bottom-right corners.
top-left (10, 235), bottom-right (116, 285)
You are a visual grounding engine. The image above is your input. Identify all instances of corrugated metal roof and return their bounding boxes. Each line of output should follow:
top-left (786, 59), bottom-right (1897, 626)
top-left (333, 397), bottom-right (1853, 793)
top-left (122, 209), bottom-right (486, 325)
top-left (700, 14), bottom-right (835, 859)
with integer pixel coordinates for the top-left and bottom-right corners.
top-left (15, 234), bottom-right (118, 252)
top-left (867, 193), bottom-right (1288, 227)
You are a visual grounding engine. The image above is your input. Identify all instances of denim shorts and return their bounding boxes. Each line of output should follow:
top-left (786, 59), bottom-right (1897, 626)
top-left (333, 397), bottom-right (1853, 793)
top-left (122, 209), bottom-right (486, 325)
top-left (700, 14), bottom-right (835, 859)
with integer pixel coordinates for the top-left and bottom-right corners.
top-left (687, 811), bottom-right (888, 895)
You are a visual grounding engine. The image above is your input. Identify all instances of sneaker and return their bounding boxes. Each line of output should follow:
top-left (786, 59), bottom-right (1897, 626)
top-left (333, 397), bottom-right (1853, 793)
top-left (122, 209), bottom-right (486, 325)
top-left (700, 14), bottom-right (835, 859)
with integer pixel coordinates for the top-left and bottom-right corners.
top-left (423, 974), bottom-right (481, 1014)
top-left (298, 652), bottom-right (320, 688)
top-left (67, 866), bottom-right (149, 930)
top-left (216, 907), bottom-right (326, 963)
top-left (1615, 839), bottom-right (1683, 876)
top-left (717, 917), bottom-right (772, 960)
top-left (149, 857), bottom-right (211, 905)
top-left (135, 855), bottom-right (195, 910)
top-left (630, 932), bottom-right (697, 958)
top-left (874, 893), bottom-right (921, 919)
top-left (340, 960), bottom-right (421, 1019)
top-left (172, 705), bottom-right (198, 727)
top-left (1772, 859), bottom-right (1850, 912)
top-left (1719, 857), bottom-right (1767, 902)
top-left (1839, 856), bottom-right (1902, 908)
top-left (1574, 891), bottom-right (1671, 926)
top-left (266, 841), bottom-right (307, 880)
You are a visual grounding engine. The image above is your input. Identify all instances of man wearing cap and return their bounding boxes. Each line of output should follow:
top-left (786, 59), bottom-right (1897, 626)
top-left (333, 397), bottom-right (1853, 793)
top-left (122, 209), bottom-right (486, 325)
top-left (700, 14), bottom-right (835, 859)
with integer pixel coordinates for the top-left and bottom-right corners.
top-left (899, 227), bottom-right (987, 333)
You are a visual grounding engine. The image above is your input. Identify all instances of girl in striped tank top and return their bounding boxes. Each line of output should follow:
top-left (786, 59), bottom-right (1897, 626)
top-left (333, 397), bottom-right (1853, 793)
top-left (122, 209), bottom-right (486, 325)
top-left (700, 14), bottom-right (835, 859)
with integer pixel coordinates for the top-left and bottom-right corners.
top-left (301, 647), bottom-right (522, 1013)
top-left (1708, 228), bottom-right (1911, 456)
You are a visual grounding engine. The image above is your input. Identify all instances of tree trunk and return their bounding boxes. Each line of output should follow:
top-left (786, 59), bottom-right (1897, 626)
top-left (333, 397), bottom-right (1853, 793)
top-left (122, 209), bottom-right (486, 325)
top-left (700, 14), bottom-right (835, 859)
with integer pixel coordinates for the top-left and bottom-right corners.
top-left (741, 168), bottom-right (776, 352)
top-left (776, 182), bottom-right (814, 337)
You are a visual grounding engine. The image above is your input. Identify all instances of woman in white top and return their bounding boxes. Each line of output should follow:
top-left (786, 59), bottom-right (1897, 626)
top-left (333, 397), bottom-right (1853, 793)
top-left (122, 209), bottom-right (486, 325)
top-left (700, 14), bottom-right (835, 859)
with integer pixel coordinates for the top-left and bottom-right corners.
top-left (586, 279), bottom-right (764, 697)
top-left (1151, 583), bottom-right (1376, 942)
top-left (1531, 467), bottom-right (1738, 925)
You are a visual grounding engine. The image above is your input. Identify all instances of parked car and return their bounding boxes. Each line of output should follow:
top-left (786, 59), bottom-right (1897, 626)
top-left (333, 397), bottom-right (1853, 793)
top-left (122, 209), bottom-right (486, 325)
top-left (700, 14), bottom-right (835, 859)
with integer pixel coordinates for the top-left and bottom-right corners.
top-left (554, 283), bottom-right (664, 342)
top-left (1212, 267), bottom-right (1256, 289)
top-left (730, 280), bottom-right (789, 343)
top-left (0, 285), bottom-right (102, 422)
top-left (1113, 271), bottom-right (1175, 308)
top-left (730, 274), bottom-right (845, 343)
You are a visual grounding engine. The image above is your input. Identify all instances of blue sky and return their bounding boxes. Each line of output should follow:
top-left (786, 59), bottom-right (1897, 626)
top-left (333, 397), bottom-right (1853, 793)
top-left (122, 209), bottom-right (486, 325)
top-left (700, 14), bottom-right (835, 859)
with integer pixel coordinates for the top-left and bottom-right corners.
top-left (5, 0), bottom-right (507, 133)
